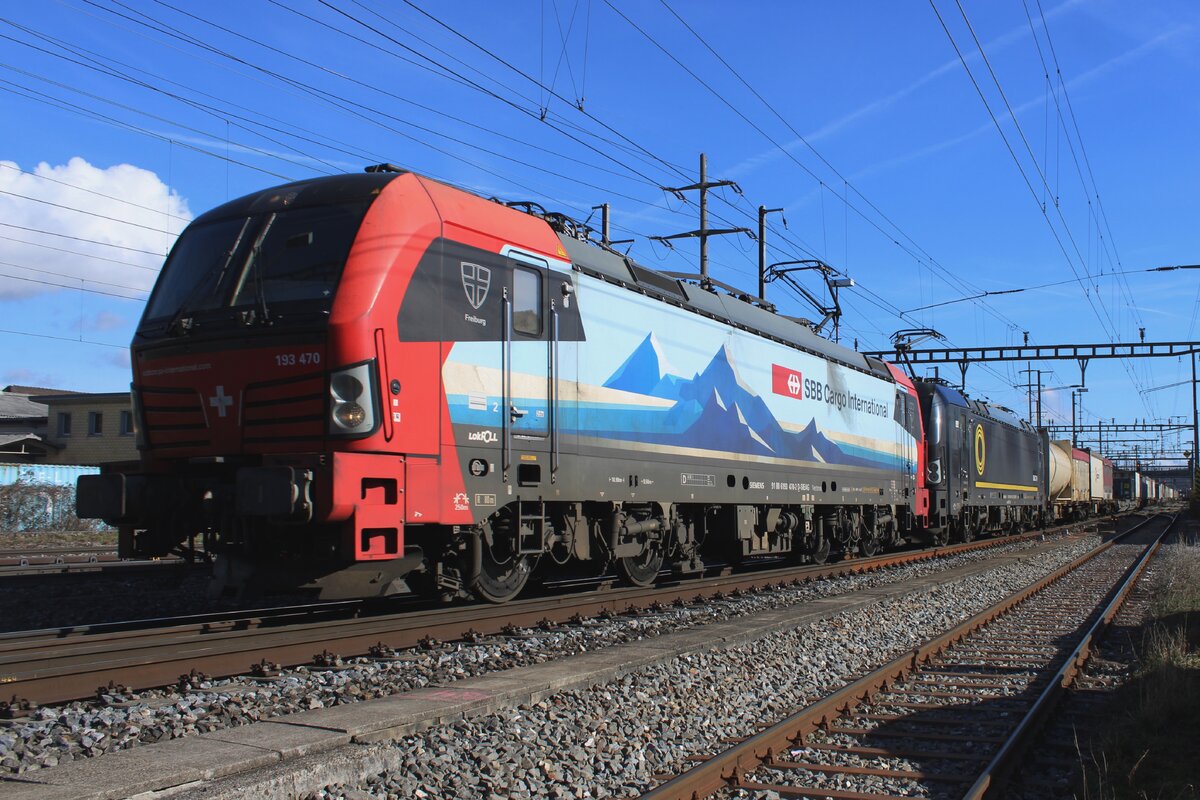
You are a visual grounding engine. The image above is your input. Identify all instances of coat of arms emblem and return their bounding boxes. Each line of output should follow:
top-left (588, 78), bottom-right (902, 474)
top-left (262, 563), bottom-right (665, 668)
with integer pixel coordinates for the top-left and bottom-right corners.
top-left (460, 262), bottom-right (491, 310)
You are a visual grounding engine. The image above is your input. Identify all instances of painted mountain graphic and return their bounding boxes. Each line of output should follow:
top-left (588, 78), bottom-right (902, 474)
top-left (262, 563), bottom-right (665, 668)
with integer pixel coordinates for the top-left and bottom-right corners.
top-left (597, 338), bottom-right (886, 469)
top-left (680, 344), bottom-right (778, 435)
top-left (603, 333), bottom-right (687, 399)
top-left (681, 387), bottom-right (776, 457)
top-left (791, 419), bottom-right (851, 463)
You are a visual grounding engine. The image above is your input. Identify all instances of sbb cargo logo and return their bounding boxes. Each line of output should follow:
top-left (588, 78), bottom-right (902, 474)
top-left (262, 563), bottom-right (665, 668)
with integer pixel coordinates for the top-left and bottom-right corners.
top-left (772, 364), bottom-right (803, 399)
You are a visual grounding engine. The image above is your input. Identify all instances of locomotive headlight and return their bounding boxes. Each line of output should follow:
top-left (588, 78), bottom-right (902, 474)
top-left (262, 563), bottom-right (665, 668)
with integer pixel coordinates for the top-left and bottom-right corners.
top-left (328, 361), bottom-right (377, 435)
top-left (333, 402), bottom-right (366, 428)
top-left (330, 373), bottom-right (363, 401)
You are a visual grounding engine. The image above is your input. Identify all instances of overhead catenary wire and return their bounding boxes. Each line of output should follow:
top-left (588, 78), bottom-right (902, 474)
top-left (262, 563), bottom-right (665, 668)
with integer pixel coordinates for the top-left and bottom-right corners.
top-left (0, 188), bottom-right (182, 237)
top-left (0, 162), bottom-right (190, 225)
top-left (652, 0), bottom-right (1026, 335)
top-left (38, 3), bottom-right (673, 239)
top-left (0, 221), bottom-right (165, 255)
top-left (599, 1), bottom-right (1031, 394)
top-left (928, 0), bottom-right (1154, 417)
top-left (0, 75), bottom-right (295, 182)
top-left (0, 269), bottom-right (147, 300)
top-left (0, 234), bottom-right (159, 270)
top-left (1, 2), bottom-right (1181, 424)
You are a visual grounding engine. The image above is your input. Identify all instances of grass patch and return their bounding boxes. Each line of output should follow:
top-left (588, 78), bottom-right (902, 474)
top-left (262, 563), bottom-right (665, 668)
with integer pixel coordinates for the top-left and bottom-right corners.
top-left (1077, 542), bottom-right (1200, 800)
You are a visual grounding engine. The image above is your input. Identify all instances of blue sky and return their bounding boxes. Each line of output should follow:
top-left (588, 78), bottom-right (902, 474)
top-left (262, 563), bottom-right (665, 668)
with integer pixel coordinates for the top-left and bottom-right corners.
top-left (1, 0), bottom-right (1197, 465)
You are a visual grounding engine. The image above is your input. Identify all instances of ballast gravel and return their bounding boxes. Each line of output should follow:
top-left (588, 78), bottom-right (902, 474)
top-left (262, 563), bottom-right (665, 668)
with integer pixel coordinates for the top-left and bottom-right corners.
top-left (305, 535), bottom-right (1103, 800)
top-left (0, 571), bottom-right (220, 633)
top-left (1005, 537), bottom-right (1177, 800)
top-left (729, 535), bottom-right (1162, 800)
top-left (0, 532), bottom-right (1095, 776)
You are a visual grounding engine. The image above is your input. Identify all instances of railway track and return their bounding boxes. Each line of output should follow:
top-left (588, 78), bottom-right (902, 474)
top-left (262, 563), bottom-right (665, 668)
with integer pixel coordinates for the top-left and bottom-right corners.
top-left (642, 513), bottom-right (1172, 800)
top-left (0, 545), bottom-right (116, 563)
top-left (0, 543), bottom-right (201, 577)
top-left (0, 528), bottom-right (1070, 708)
top-left (0, 557), bottom-right (187, 578)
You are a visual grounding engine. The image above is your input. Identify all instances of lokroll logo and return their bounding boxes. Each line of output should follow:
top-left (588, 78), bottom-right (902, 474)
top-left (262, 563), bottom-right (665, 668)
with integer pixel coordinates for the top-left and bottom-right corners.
top-left (460, 262), bottom-right (491, 310)
top-left (771, 364), bottom-right (803, 399)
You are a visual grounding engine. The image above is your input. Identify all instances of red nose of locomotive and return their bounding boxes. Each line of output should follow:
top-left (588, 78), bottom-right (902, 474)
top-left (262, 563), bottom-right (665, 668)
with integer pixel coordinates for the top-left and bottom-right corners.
top-left (135, 343), bottom-right (329, 458)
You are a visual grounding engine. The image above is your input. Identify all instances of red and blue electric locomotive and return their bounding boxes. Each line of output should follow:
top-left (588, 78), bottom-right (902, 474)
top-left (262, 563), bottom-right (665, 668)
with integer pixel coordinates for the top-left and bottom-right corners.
top-left (83, 166), bottom-right (1071, 603)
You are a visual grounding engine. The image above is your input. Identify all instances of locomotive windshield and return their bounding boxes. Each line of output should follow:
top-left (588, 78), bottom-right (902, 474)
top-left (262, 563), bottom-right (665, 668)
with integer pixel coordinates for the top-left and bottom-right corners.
top-left (140, 200), bottom-right (372, 331)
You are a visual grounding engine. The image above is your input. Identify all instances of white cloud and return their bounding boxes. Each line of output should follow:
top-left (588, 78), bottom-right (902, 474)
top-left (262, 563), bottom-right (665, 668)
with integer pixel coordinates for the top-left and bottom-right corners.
top-left (0, 157), bottom-right (192, 299)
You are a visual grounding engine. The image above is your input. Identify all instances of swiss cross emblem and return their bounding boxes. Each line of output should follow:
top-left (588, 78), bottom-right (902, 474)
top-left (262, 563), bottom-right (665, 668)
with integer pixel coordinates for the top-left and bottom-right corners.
top-left (209, 385), bottom-right (234, 418)
top-left (786, 373), bottom-right (801, 396)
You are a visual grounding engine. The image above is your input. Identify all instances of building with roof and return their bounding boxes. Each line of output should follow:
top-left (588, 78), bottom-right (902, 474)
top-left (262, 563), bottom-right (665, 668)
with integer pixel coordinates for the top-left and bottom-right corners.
top-left (0, 386), bottom-right (136, 465)
top-left (0, 386), bottom-right (56, 462)
top-left (35, 392), bottom-right (137, 465)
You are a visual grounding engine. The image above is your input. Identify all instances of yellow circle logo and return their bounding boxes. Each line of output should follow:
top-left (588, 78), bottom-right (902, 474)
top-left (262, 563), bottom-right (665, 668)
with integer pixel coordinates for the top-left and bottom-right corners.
top-left (974, 424), bottom-right (986, 476)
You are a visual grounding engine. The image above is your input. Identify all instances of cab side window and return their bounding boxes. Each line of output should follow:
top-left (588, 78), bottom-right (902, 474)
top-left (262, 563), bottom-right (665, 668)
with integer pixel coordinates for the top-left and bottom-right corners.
top-left (512, 267), bottom-right (542, 336)
top-left (905, 396), bottom-right (919, 436)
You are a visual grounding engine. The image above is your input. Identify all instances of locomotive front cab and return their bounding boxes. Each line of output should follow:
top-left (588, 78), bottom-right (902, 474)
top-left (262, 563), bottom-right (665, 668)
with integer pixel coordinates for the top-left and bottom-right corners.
top-left (77, 170), bottom-right (434, 598)
top-left (914, 380), bottom-right (958, 537)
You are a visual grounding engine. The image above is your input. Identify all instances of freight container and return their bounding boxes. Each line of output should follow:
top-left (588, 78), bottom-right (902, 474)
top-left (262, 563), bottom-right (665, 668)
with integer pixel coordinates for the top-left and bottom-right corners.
top-left (1088, 452), bottom-right (1104, 504)
top-left (1071, 448), bottom-right (1091, 502)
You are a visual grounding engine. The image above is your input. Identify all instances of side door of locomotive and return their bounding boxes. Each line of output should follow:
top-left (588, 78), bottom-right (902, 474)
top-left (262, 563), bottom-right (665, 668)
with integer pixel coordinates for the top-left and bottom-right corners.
top-left (894, 389), bottom-right (915, 499)
top-left (962, 414), bottom-right (973, 499)
top-left (502, 253), bottom-right (553, 486)
top-left (902, 392), bottom-right (919, 499)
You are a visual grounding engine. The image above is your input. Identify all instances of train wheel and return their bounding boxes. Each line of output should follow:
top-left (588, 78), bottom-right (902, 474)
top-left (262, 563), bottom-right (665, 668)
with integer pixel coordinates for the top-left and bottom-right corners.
top-left (618, 545), bottom-right (664, 587)
top-left (468, 526), bottom-right (532, 603)
top-left (858, 531), bottom-right (881, 557)
top-left (806, 536), bottom-right (831, 565)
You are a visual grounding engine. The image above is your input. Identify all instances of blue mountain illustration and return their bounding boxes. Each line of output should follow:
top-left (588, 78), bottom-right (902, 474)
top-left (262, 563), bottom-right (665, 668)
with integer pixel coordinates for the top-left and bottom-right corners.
top-left (597, 338), bottom-right (883, 468)
top-left (683, 387), bottom-right (776, 456)
top-left (603, 333), bottom-right (688, 400)
top-left (680, 345), bottom-right (779, 435)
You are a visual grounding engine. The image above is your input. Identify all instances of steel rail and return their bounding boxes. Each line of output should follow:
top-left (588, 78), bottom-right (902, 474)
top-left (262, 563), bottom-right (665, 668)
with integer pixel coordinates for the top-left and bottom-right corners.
top-left (962, 516), bottom-right (1174, 798)
top-left (0, 527), bottom-right (1066, 706)
top-left (638, 513), bottom-right (1168, 800)
top-left (0, 545), bottom-right (116, 558)
top-left (0, 557), bottom-right (186, 578)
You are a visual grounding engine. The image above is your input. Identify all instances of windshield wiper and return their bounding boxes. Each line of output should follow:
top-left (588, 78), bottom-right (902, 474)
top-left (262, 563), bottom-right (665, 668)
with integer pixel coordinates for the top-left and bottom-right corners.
top-left (238, 243), bottom-right (272, 327)
top-left (234, 215), bottom-right (276, 327)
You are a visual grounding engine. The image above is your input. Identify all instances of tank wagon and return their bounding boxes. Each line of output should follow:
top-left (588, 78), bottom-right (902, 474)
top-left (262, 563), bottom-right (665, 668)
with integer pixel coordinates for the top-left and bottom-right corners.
top-left (74, 167), bottom-right (1122, 603)
top-left (1043, 441), bottom-right (1120, 520)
